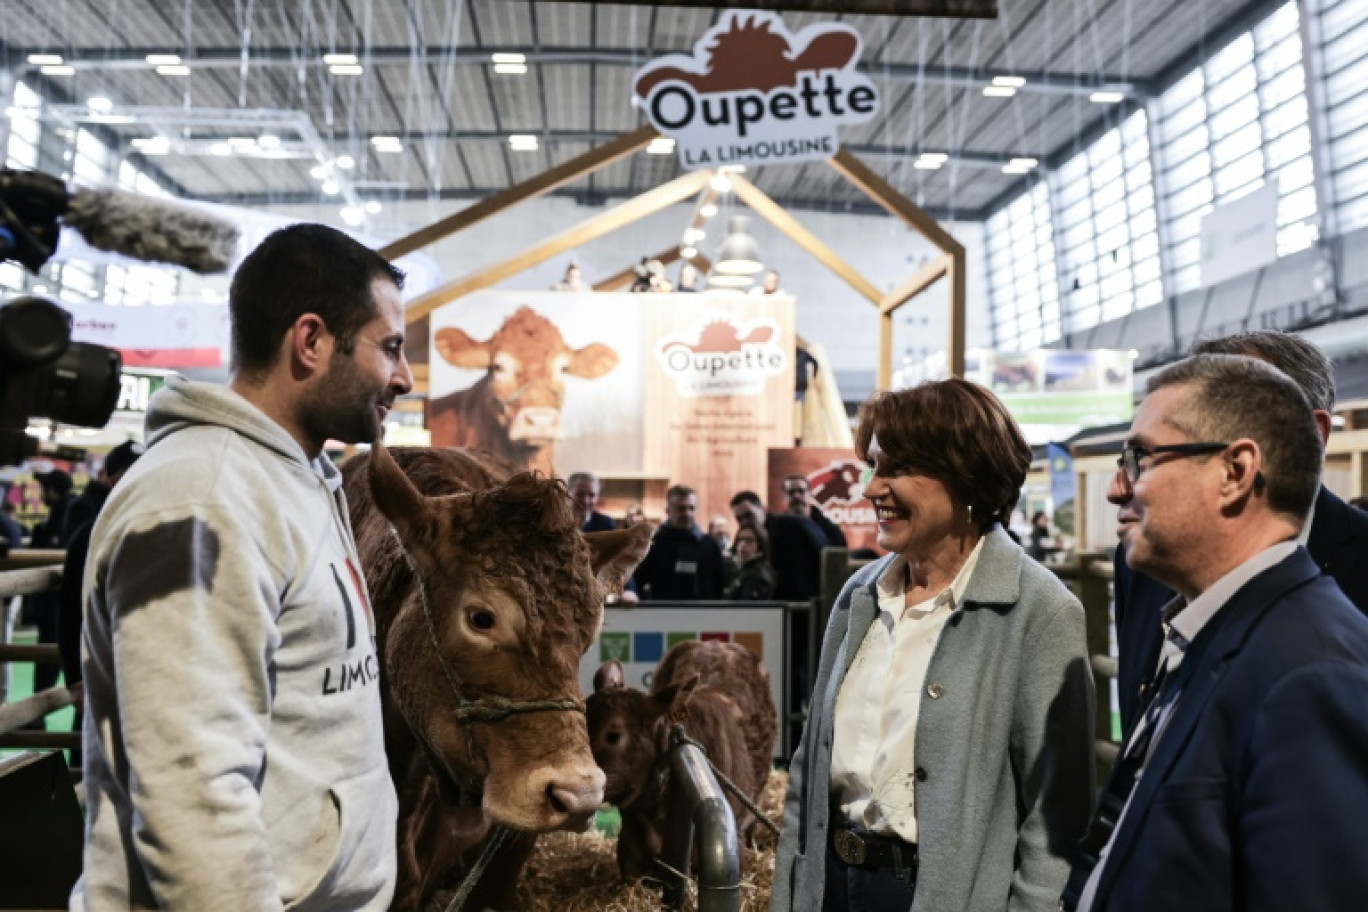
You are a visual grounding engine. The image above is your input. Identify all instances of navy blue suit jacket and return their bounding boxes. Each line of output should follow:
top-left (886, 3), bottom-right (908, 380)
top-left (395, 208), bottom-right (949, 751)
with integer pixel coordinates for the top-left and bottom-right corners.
top-left (1091, 548), bottom-right (1368, 912)
top-left (580, 511), bottom-right (616, 533)
top-left (1114, 487), bottom-right (1368, 739)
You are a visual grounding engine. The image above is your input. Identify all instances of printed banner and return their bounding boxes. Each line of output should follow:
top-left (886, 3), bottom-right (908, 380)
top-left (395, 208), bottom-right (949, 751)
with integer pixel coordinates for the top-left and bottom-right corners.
top-left (767, 447), bottom-right (881, 554)
top-left (633, 10), bottom-right (879, 170)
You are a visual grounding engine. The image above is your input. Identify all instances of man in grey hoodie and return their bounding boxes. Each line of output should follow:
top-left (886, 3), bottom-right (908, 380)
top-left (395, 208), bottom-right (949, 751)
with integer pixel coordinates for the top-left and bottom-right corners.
top-left (74, 224), bottom-right (413, 912)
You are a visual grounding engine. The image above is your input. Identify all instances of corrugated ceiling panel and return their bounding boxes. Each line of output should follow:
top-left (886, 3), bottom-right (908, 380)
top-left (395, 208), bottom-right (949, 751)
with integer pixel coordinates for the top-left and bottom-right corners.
top-left (649, 6), bottom-right (717, 52)
top-left (534, 1), bottom-right (592, 47)
top-left (489, 69), bottom-right (545, 132)
top-left (594, 69), bottom-right (639, 133)
top-left (462, 144), bottom-right (509, 188)
top-left (474, 0), bottom-right (537, 47)
top-left (409, 0), bottom-right (477, 49)
top-left (541, 65), bottom-right (587, 131)
top-left (595, 2), bottom-right (655, 49)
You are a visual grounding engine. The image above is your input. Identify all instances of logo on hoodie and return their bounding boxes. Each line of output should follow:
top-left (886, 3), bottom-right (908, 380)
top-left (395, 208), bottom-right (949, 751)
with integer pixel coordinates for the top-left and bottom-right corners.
top-left (321, 558), bottom-right (379, 695)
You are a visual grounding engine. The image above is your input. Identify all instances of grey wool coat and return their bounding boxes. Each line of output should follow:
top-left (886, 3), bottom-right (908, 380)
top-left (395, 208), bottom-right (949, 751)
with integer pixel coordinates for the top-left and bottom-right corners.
top-left (771, 526), bottom-right (1095, 912)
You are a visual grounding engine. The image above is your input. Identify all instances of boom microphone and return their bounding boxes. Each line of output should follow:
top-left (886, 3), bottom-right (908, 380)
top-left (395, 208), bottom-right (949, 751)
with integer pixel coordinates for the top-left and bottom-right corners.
top-left (0, 168), bottom-right (241, 275)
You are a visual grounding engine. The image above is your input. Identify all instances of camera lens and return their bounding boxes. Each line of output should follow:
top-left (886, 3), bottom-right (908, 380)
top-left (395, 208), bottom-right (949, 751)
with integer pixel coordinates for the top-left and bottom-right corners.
top-left (30, 341), bottom-right (123, 428)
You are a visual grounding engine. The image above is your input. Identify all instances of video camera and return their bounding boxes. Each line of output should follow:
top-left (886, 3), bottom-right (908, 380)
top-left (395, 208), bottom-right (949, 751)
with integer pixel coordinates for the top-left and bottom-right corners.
top-left (0, 170), bottom-right (122, 466)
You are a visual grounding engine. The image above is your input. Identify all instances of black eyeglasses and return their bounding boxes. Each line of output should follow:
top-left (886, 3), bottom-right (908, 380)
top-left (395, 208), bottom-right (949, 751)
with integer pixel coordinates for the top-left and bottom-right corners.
top-left (1117, 441), bottom-right (1230, 484)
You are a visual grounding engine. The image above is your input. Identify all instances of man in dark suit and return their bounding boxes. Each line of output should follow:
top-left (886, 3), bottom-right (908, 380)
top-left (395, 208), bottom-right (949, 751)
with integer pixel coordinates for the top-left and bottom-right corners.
top-left (1112, 330), bottom-right (1368, 739)
top-left (1067, 354), bottom-right (1368, 911)
top-left (568, 471), bottom-right (616, 533)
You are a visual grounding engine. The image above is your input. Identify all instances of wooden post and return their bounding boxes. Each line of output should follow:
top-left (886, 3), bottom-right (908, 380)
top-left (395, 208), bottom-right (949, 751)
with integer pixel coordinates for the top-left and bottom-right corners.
top-left (728, 175), bottom-right (883, 305)
top-left (947, 252), bottom-right (967, 377)
top-left (402, 169), bottom-right (714, 323)
top-left (827, 149), bottom-right (965, 258)
top-left (379, 125), bottom-right (661, 261)
top-left (878, 309), bottom-right (895, 391)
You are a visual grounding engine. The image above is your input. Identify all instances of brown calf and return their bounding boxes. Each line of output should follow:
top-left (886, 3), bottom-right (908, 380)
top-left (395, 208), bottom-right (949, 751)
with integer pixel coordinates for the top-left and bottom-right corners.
top-left (344, 443), bottom-right (651, 911)
top-left (429, 306), bottom-right (619, 475)
top-left (586, 640), bottom-right (776, 880)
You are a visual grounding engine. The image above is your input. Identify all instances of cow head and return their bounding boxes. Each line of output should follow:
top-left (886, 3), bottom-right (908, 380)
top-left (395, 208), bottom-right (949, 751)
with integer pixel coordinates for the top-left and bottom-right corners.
top-left (435, 306), bottom-right (619, 448)
top-left (585, 660), bottom-right (702, 810)
top-left (366, 441), bottom-right (652, 832)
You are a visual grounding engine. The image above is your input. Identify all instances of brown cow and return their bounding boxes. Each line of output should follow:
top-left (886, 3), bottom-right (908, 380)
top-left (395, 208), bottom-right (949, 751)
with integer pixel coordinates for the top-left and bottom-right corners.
top-left (586, 641), bottom-right (776, 880)
top-left (344, 442), bottom-right (652, 911)
top-left (429, 306), bottom-right (619, 475)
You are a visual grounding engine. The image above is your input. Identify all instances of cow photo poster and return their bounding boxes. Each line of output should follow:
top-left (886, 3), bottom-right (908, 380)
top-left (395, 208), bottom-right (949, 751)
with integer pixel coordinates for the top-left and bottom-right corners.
top-left (427, 292), bottom-right (646, 478)
top-left (768, 447), bottom-right (881, 554)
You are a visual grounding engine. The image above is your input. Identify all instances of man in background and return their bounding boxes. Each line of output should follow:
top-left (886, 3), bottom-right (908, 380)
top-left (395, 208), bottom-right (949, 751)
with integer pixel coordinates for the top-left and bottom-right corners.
top-left (632, 485), bottom-right (724, 600)
top-left (569, 471), bottom-right (616, 533)
top-left (783, 473), bottom-right (846, 548)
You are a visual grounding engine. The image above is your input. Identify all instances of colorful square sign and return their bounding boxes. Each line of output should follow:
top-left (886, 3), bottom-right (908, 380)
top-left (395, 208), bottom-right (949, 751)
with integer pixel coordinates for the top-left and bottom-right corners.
top-left (633, 632), bottom-right (665, 664)
top-left (600, 632), bottom-right (631, 663)
top-left (700, 631), bottom-right (731, 643)
top-left (733, 632), bottom-right (764, 659)
top-left (667, 632), bottom-right (697, 650)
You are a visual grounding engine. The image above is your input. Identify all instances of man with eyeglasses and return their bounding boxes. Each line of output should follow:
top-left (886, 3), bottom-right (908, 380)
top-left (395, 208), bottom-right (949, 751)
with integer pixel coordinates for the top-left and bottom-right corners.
top-left (1063, 353), bottom-right (1368, 912)
top-left (1111, 331), bottom-right (1368, 742)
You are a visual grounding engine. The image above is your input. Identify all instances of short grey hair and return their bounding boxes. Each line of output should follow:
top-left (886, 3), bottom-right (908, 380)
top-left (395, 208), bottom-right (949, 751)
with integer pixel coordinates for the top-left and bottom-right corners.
top-left (1148, 354), bottom-right (1321, 521)
top-left (566, 472), bottom-right (598, 489)
top-left (1191, 330), bottom-right (1335, 413)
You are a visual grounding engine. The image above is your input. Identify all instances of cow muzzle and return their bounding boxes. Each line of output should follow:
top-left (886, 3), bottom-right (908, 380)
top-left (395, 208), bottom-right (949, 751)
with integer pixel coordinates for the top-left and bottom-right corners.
top-left (485, 759), bottom-right (605, 832)
top-left (507, 406), bottom-right (563, 443)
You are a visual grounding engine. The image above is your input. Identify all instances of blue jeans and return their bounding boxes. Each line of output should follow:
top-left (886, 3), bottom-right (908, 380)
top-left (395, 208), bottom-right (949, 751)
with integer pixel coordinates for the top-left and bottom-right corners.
top-left (822, 844), bottom-right (917, 912)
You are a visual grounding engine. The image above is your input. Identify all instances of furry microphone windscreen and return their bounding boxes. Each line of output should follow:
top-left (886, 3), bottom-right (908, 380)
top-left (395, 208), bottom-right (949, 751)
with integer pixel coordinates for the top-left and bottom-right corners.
top-left (63, 187), bottom-right (241, 274)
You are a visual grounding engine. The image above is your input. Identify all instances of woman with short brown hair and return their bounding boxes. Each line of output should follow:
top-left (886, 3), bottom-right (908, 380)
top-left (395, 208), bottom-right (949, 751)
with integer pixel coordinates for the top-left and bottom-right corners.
top-left (772, 378), bottom-right (1095, 912)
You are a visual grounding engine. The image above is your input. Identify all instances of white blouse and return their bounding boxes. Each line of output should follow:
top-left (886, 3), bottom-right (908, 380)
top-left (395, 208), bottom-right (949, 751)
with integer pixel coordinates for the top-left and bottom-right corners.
top-left (829, 537), bottom-right (984, 843)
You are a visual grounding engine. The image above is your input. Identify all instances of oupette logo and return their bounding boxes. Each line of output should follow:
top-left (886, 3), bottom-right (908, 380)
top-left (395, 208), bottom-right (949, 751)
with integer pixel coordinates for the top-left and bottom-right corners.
top-left (633, 10), bottom-right (879, 170)
top-left (655, 311), bottom-right (788, 398)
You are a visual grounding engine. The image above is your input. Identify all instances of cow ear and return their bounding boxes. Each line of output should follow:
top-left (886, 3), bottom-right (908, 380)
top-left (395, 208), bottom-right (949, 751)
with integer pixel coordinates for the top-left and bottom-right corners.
top-left (366, 440), bottom-right (428, 540)
top-left (565, 342), bottom-right (619, 379)
top-left (593, 660), bottom-right (625, 693)
top-left (434, 327), bottom-right (492, 369)
top-left (583, 524), bottom-right (654, 593)
top-left (651, 672), bottom-right (701, 710)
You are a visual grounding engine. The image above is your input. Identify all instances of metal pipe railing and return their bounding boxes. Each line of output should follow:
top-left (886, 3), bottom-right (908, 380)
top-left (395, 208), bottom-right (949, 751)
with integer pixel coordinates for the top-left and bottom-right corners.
top-left (658, 727), bottom-right (741, 912)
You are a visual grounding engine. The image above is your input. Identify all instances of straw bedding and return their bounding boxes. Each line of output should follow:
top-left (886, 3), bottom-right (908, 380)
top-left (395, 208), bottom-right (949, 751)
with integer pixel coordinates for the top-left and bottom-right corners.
top-left (441, 769), bottom-right (789, 912)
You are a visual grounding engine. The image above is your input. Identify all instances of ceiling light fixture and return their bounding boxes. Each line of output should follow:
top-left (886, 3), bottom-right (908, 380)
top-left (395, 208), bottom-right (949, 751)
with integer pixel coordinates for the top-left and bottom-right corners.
top-left (340, 206), bottom-right (365, 226)
top-left (156, 65), bottom-right (191, 77)
top-left (709, 175), bottom-right (733, 193)
top-left (336, 155), bottom-right (355, 169)
top-left (310, 165), bottom-right (329, 179)
top-left (364, 200), bottom-right (382, 214)
top-left (257, 134), bottom-right (281, 149)
top-left (983, 86), bottom-right (1016, 98)
top-left (1009, 157), bottom-right (1039, 169)
top-left (1090, 91), bottom-right (1126, 104)
top-left (323, 53), bottom-right (358, 66)
top-left (210, 143), bottom-right (232, 156)
top-left (714, 215), bottom-right (764, 276)
top-left (509, 134), bottom-right (539, 151)
top-left (28, 54), bottom-right (63, 66)
top-left (681, 246), bottom-right (698, 259)
top-left (493, 63), bottom-right (528, 75)
top-left (491, 53), bottom-right (526, 65)
top-left (992, 76), bottom-right (1027, 88)
top-left (41, 65), bottom-right (76, 77)
top-left (86, 96), bottom-right (113, 112)
top-left (321, 180), bottom-right (340, 196)
top-left (646, 137), bottom-right (676, 154)
top-left (718, 164), bottom-right (746, 174)
top-left (329, 64), bottom-right (364, 76)
top-left (700, 203), bottom-right (718, 218)
top-left (145, 54), bottom-right (181, 66)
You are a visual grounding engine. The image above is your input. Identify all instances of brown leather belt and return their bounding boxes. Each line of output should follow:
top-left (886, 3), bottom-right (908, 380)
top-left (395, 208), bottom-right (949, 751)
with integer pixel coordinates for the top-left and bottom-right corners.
top-left (830, 823), bottom-right (919, 880)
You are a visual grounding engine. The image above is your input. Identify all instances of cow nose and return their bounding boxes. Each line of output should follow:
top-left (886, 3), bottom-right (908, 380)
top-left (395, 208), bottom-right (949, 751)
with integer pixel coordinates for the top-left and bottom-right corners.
top-left (540, 765), bottom-right (605, 829)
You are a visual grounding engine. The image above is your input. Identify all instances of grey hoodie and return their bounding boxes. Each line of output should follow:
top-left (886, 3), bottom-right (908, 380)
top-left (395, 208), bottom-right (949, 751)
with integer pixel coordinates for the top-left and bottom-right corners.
top-left (73, 377), bottom-right (397, 912)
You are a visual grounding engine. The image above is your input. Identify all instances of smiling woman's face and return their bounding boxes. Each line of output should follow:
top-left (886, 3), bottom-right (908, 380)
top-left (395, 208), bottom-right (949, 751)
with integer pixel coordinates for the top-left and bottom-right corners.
top-left (863, 433), bottom-right (963, 559)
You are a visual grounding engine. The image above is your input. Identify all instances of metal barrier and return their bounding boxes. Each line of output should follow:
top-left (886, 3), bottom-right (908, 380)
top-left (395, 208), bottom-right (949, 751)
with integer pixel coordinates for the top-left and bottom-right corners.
top-left (0, 552), bottom-right (80, 754)
top-left (658, 727), bottom-right (741, 912)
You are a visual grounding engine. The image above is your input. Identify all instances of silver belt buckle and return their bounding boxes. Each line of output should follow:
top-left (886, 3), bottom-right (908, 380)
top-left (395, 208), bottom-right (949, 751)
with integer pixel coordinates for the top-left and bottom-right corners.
top-left (834, 828), bottom-right (867, 866)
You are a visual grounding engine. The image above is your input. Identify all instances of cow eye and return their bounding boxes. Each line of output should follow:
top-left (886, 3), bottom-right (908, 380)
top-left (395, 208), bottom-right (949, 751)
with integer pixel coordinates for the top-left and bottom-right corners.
top-left (468, 609), bottom-right (496, 631)
top-left (490, 363), bottom-right (505, 374)
top-left (606, 731), bottom-right (621, 746)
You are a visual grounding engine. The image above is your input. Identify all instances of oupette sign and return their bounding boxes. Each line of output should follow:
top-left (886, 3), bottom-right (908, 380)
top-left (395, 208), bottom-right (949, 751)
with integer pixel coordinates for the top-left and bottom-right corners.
top-left (632, 10), bottom-right (880, 171)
